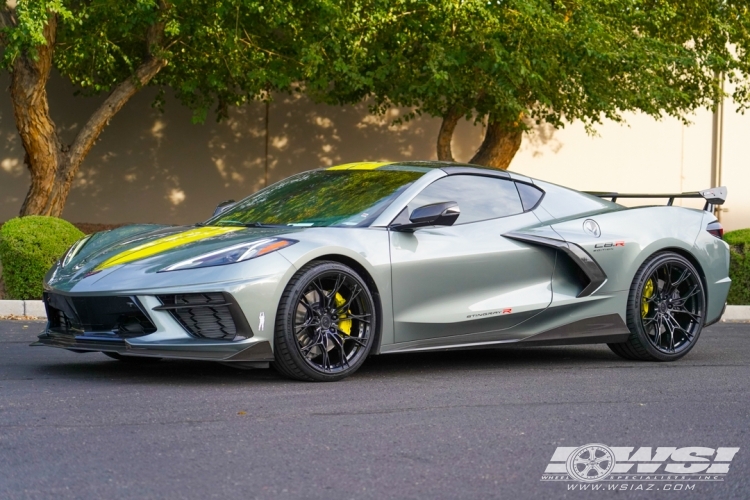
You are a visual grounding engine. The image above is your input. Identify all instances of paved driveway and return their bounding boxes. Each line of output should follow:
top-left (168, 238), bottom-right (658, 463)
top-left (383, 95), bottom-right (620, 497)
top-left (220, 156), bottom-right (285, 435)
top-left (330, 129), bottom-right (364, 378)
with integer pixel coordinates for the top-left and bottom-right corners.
top-left (1, 321), bottom-right (749, 499)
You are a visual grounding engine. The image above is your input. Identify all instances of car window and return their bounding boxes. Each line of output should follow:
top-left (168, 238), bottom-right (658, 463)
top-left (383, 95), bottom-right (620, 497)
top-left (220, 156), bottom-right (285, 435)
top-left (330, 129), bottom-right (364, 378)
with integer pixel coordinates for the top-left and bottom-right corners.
top-left (207, 170), bottom-right (424, 227)
top-left (407, 175), bottom-right (524, 224)
top-left (516, 182), bottom-right (544, 211)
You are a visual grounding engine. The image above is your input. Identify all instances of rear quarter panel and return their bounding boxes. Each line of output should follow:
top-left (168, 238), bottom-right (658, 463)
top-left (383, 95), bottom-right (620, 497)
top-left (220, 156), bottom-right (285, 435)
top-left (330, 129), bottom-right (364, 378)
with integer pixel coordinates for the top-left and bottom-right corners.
top-left (550, 206), bottom-right (705, 294)
top-left (549, 206), bottom-right (729, 324)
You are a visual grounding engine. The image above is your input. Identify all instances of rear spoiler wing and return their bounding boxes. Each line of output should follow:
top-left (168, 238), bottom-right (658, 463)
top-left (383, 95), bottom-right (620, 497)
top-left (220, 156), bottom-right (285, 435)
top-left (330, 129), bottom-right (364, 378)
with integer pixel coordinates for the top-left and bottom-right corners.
top-left (586, 186), bottom-right (727, 212)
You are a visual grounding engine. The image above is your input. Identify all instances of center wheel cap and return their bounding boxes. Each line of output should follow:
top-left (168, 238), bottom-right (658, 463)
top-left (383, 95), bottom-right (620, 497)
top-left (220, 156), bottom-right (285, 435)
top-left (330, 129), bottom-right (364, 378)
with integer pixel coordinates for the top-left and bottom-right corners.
top-left (320, 316), bottom-right (332, 330)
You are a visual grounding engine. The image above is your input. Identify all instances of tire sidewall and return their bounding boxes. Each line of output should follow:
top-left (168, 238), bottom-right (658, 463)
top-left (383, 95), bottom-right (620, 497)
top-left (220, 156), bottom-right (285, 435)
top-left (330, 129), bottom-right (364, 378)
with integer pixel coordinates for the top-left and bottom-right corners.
top-left (274, 261), bottom-right (377, 381)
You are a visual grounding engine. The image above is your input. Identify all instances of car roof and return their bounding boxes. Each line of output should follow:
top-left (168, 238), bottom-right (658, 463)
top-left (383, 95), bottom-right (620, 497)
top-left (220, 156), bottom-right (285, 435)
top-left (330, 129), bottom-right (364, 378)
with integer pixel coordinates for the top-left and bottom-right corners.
top-left (326, 160), bottom-right (515, 179)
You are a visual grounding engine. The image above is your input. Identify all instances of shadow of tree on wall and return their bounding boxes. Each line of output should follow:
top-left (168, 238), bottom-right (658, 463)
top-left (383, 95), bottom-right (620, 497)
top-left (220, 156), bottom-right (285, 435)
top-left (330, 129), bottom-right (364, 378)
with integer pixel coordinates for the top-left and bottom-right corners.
top-left (0, 74), bottom-right (563, 226)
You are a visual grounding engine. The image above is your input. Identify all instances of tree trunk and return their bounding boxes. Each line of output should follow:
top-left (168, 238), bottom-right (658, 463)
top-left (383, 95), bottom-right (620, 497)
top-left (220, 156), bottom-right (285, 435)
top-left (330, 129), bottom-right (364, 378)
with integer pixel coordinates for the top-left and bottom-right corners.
top-left (9, 15), bottom-right (62, 216)
top-left (469, 114), bottom-right (523, 170)
top-left (436, 106), bottom-right (462, 161)
top-left (39, 56), bottom-right (168, 216)
top-left (10, 10), bottom-right (167, 217)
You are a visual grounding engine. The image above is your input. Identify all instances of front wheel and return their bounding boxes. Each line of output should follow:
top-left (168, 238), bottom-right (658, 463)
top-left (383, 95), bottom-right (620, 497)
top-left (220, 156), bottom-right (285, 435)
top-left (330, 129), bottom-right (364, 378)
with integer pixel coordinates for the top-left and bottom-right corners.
top-left (608, 252), bottom-right (706, 361)
top-left (272, 261), bottom-right (377, 382)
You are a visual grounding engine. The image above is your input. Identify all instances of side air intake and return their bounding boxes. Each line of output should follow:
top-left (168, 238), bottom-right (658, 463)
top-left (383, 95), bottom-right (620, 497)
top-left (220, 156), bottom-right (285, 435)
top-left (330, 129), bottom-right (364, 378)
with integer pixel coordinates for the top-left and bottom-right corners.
top-left (154, 292), bottom-right (252, 341)
top-left (503, 233), bottom-right (608, 298)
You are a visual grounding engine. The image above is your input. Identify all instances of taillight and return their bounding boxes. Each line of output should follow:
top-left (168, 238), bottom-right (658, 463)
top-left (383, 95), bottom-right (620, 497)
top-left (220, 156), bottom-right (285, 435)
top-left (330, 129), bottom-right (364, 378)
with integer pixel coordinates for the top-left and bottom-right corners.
top-left (707, 221), bottom-right (724, 239)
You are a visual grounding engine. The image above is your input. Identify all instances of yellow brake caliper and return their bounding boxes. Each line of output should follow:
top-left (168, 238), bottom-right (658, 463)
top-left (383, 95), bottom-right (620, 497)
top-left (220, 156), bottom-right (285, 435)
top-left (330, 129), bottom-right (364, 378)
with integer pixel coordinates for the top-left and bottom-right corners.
top-left (641, 279), bottom-right (654, 318)
top-left (334, 293), bottom-right (352, 335)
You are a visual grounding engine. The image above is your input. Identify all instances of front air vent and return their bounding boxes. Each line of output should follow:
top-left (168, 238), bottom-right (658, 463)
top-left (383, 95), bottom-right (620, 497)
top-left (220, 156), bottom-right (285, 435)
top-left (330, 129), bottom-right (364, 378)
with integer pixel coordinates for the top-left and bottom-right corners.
top-left (44, 293), bottom-right (157, 338)
top-left (155, 293), bottom-right (250, 340)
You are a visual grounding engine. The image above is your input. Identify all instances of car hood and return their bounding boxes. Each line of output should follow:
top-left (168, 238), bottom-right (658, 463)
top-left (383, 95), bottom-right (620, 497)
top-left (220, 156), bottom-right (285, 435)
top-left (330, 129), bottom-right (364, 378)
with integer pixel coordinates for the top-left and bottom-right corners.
top-left (46, 224), bottom-right (303, 291)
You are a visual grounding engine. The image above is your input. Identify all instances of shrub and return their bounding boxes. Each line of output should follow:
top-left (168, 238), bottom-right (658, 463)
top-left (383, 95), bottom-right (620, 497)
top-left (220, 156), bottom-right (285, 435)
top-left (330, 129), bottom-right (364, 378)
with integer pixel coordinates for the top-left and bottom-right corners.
top-left (0, 216), bottom-right (84, 300)
top-left (725, 229), bottom-right (750, 305)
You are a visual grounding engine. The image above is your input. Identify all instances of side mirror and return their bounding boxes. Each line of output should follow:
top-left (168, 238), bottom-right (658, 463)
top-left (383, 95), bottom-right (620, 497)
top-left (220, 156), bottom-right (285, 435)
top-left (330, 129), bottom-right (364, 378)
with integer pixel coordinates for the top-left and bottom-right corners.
top-left (213, 199), bottom-right (236, 217)
top-left (392, 201), bottom-right (460, 231)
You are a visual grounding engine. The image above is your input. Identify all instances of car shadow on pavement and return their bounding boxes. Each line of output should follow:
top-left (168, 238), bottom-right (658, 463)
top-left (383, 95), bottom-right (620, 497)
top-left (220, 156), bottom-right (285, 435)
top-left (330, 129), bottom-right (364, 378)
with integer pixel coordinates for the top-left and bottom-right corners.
top-left (361, 344), bottom-right (624, 375)
top-left (33, 344), bottom-right (625, 385)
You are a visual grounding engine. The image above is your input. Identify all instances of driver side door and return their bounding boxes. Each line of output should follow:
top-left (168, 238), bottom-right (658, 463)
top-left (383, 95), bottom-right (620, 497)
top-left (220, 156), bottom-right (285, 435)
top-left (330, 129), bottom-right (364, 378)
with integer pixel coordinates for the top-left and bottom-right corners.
top-left (389, 174), bottom-right (555, 345)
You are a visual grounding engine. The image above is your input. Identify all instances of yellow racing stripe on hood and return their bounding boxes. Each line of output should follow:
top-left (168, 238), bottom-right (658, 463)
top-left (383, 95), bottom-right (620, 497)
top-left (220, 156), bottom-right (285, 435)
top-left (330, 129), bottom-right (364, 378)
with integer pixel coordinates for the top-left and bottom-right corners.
top-left (96, 226), bottom-right (243, 270)
top-left (327, 161), bottom-right (393, 170)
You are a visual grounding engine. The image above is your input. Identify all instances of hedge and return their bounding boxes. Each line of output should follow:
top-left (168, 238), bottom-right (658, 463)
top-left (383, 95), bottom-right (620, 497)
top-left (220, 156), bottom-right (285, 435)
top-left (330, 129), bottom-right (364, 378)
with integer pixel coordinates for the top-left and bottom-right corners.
top-left (0, 216), bottom-right (84, 300)
top-left (725, 229), bottom-right (750, 305)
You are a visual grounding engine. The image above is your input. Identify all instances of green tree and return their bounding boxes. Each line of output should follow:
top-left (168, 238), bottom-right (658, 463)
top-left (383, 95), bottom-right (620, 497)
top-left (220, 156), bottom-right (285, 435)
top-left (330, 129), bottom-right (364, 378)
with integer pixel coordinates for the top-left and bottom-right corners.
top-left (0, 0), bottom-right (308, 216)
top-left (305, 0), bottom-right (750, 169)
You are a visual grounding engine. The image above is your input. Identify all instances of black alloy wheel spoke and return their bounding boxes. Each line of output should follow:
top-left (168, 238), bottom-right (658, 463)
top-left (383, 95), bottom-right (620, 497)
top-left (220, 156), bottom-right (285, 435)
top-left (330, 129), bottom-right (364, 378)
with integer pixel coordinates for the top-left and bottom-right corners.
top-left (299, 294), bottom-right (316, 312)
top-left (669, 268), bottom-right (692, 293)
top-left (668, 322), bottom-right (678, 350)
top-left (671, 306), bottom-right (701, 322)
top-left (665, 313), bottom-right (693, 340)
top-left (325, 274), bottom-right (346, 306)
top-left (343, 336), bottom-right (369, 348)
top-left (295, 317), bottom-right (319, 334)
top-left (340, 312), bottom-right (371, 324)
top-left (675, 285), bottom-right (701, 305)
top-left (654, 313), bottom-right (662, 346)
top-left (319, 336), bottom-right (332, 371)
top-left (649, 270), bottom-right (661, 294)
top-left (329, 332), bottom-right (350, 368)
top-left (310, 280), bottom-right (328, 306)
top-left (643, 315), bottom-right (658, 327)
top-left (335, 285), bottom-right (362, 313)
top-left (666, 264), bottom-right (675, 289)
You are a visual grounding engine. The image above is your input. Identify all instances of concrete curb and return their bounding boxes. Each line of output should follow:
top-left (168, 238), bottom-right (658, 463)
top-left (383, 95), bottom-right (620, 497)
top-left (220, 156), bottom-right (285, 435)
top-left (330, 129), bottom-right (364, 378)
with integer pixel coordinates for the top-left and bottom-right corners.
top-left (2, 300), bottom-right (750, 321)
top-left (0, 300), bottom-right (45, 317)
top-left (721, 305), bottom-right (750, 322)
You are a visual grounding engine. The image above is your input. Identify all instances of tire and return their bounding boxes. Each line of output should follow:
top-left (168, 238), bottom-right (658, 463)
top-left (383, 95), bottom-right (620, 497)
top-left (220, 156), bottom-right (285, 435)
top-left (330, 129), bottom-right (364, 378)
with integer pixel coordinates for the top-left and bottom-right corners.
top-left (272, 261), bottom-right (377, 382)
top-left (608, 251), bottom-right (706, 361)
top-left (103, 352), bottom-right (162, 363)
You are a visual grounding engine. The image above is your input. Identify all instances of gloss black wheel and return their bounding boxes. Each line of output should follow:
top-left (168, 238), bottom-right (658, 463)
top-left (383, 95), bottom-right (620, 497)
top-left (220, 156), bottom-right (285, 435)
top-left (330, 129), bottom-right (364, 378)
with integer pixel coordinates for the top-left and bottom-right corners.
top-left (608, 252), bottom-right (705, 361)
top-left (272, 261), bottom-right (376, 381)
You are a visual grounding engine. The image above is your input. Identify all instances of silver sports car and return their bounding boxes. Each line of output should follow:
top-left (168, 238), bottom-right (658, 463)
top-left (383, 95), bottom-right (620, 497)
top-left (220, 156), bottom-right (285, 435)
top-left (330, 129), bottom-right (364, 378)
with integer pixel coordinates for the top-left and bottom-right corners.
top-left (35, 161), bottom-right (731, 381)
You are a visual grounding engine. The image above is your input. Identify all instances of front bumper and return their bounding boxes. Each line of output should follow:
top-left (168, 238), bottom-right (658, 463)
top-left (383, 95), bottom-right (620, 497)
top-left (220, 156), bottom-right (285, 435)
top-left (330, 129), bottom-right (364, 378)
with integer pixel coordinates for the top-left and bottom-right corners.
top-left (32, 289), bottom-right (276, 365)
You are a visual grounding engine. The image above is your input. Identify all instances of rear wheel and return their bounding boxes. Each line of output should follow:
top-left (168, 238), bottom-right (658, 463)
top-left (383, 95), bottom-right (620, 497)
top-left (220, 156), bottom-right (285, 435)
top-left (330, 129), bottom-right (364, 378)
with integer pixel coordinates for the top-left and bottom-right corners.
top-left (272, 261), bottom-right (377, 382)
top-left (608, 252), bottom-right (705, 361)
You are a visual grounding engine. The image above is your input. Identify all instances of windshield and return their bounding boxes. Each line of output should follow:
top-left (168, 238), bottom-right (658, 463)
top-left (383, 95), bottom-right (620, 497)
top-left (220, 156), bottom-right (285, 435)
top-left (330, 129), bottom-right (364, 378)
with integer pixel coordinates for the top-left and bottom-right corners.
top-left (207, 169), bottom-right (424, 228)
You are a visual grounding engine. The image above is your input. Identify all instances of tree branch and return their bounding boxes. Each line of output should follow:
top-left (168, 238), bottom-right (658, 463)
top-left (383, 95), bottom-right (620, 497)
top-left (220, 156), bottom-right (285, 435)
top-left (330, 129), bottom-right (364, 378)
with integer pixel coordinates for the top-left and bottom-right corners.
top-left (66, 5), bottom-right (169, 172)
top-left (436, 105), bottom-right (461, 161)
top-left (66, 55), bottom-right (167, 171)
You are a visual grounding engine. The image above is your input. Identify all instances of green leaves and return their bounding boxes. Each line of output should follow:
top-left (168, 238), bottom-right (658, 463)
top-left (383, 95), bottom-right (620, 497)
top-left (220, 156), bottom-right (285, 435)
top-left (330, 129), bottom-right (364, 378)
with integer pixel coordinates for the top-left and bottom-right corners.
top-left (2, 1), bottom-right (323, 121)
top-left (2, 0), bottom-right (748, 133)
top-left (304, 0), bottom-right (750, 133)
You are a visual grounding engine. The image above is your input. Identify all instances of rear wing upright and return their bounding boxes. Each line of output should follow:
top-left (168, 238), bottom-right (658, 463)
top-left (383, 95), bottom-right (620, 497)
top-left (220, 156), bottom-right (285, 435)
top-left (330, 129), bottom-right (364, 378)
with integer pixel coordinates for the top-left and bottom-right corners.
top-left (585, 186), bottom-right (727, 212)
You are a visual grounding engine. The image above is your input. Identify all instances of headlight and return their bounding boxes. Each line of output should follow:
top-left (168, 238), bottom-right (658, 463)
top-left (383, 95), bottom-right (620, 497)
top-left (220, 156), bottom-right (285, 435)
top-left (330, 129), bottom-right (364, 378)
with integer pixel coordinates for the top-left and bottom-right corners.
top-left (60, 235), bottom-right (92, 268)
top-left (159, 238), bottom-right (297, 272)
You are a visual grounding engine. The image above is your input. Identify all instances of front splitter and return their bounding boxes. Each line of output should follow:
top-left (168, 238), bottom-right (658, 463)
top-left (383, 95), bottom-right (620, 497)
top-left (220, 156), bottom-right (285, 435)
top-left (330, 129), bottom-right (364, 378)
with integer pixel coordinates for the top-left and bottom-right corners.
top-left (32, 330), bottom-right (274, 363)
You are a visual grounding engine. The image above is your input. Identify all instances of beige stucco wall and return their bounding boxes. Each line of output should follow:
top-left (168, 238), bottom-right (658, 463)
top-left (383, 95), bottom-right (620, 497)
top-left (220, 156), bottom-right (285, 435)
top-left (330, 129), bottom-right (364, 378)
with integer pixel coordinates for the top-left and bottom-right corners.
top-left (1, 74), bottom-right (748, 230)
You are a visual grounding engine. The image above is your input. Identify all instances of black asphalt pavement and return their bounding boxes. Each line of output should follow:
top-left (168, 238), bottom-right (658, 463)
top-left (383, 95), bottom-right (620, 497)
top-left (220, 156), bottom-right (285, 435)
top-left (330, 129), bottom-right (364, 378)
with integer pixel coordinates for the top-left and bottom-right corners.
top-left (1, 320), bottom-right (749, 500)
